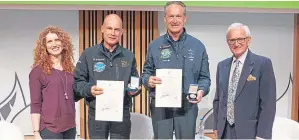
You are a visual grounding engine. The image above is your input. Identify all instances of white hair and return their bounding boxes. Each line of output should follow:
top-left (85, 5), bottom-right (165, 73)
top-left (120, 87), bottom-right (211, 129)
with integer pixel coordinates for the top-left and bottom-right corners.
top-left (226, 23), bottom-right (251, 38)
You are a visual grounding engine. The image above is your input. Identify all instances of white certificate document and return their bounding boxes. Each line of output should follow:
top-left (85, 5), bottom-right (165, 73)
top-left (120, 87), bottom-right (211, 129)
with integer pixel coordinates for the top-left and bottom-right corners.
top-left (96, 80), bottom-right (124, 122)
top-left (155, 69), bottom-right (182, 107)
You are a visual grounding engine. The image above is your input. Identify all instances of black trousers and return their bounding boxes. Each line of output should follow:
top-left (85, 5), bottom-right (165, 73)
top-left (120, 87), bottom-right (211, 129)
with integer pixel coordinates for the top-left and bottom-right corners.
top-left (221, 121), bottom-right (237, 139)
top-left (40, 127), bottom-right (76, 139)
top-left (88, 108), bottom-right (131, 139)
top-left (150, 98), bottom-right (198, 139)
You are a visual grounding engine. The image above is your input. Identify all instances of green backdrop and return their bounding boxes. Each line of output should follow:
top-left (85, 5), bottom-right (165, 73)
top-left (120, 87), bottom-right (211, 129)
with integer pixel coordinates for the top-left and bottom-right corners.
top-left (1, 1), bottom-right (299, 9)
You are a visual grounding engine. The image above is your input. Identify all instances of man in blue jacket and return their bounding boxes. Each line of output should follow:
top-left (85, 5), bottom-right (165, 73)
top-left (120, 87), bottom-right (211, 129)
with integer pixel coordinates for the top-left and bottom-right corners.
top-left (73, 14), bottom-right (141, 139)
top-left (141, 1), bottom-right (211, 139)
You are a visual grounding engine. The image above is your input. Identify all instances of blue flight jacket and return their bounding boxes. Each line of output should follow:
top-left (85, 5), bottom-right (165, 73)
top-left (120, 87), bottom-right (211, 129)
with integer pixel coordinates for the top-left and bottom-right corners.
top-left (142, 30), bottom-right (211, 98)
top-left (73, 43), bottom-right (140, 110)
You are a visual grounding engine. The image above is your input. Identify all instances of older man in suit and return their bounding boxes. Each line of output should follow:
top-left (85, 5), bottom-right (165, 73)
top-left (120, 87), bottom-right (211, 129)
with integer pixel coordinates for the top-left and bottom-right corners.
top-left (213, 23), bottom-right (276, 139)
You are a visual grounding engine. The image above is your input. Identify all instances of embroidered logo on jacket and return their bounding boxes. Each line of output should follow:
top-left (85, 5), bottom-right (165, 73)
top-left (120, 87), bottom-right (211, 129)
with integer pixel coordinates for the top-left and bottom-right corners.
top-left (121, 60), bottom-right (129, 67)
top-left (94, 62), bottom-right (106, 72)
top-left (187, 49), bottom-right (195, 61)
top-left (160, 49), bottom-right (172, 59)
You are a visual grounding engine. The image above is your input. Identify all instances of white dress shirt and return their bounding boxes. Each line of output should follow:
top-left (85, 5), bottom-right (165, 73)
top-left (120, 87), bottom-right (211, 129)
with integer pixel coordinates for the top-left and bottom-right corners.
top-left (228, 48), bottom-right (248, 85)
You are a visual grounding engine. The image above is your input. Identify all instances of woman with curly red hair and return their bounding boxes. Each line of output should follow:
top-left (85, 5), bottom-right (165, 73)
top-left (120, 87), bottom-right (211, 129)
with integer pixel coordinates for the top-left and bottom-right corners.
top-left (29, 26), bottom-right (78, 139)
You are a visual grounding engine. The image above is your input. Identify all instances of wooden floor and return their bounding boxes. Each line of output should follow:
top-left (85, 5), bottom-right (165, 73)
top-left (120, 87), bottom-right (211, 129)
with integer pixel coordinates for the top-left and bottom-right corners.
top-left (205, 133), bottom-right (216, 139)
top-left (25, 133), bottom-right (216, 139)
top-left (24, 135), bottom-right (34, 140)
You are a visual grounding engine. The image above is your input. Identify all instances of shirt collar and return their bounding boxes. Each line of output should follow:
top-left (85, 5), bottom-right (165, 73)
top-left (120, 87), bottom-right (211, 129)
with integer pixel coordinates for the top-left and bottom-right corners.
top-left (166, 28), bottom-right (187, 43)
top-left (233, 48), bottom-right (248, 64)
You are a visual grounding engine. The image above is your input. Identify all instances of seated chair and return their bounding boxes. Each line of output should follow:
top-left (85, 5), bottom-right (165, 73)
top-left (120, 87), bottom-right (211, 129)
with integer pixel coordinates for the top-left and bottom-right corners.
top-left (130, 112), bottom-right (154, 139)
top-left (272, 116), bottom-right (299, 140)
top-left (0, 121), bottom-right (24, 140)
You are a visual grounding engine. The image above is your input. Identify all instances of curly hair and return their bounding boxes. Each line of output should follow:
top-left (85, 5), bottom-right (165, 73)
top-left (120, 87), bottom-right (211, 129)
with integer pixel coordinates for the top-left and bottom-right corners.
top-left (32, 26), bottom-right (75, 75)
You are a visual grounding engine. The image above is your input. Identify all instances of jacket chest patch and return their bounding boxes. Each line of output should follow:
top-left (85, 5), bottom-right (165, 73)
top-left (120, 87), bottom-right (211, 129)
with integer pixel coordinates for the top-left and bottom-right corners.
top-left (121, 60), bottom-right (129, 68)
top-left (160, 48), bottom-right (172, 59)
top-left (94, 62), bottom-right (106, 72)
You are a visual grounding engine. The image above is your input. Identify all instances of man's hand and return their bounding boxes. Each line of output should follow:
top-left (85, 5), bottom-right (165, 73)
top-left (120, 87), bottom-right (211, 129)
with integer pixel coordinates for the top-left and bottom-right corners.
top-left (128, 86), bottom-right (142, 96)
top-left (256, 136), bottom-right (265, 140)
top-left (187, 90), bottom-right (204, 104)
top-left (213, 130), bottom-right (218, 139)
top-left (91, 85), bottom-right (104, 97)
top-left (148, 76), bottom-right (162, 88)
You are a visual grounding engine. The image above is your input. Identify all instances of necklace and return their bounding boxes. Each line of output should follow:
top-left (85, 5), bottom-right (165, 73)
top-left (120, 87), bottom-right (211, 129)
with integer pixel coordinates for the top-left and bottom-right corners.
top-left (55, 69), bottom-right (68, 100)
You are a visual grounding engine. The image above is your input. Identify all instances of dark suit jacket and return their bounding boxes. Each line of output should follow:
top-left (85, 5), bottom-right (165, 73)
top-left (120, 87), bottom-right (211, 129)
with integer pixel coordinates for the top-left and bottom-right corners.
top-left (213, 50), bottom-right (276, 139)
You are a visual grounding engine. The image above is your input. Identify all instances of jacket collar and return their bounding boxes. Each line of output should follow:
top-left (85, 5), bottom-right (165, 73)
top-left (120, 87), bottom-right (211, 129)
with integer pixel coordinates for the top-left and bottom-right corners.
top-left (98, 40), bottom-right (123, 59)
top-left (165, 28), bottom-right (187, 43)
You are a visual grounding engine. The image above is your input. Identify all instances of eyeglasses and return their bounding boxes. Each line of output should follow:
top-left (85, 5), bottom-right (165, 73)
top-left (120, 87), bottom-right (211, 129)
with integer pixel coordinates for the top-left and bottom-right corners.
top-left (166, 15), bottom-right (184, 20)
top-left (227, 37), bottom-right (247, 45)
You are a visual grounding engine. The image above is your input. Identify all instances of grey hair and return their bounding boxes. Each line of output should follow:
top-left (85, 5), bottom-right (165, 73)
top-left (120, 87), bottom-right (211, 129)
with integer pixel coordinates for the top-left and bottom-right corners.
top-left (164, 1), bottom-right (186, 16)
top-left (226, 23), bottom-right (251, 38)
